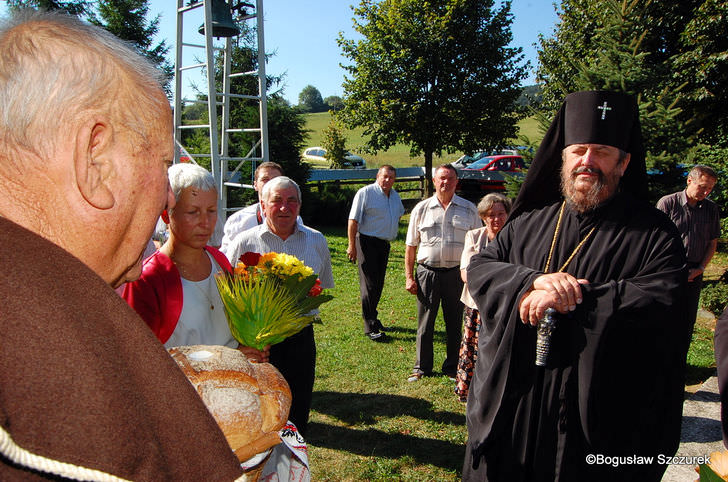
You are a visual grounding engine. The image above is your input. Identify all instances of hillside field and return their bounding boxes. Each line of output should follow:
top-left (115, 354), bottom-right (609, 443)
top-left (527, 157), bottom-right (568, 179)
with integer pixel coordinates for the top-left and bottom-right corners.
top-left (302, 111), bottom-right (544, 169)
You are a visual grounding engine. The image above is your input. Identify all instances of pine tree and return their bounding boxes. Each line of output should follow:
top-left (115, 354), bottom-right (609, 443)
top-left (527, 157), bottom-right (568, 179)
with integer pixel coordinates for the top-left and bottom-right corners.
top-left (6, 0), bottom-right (89, 16)
top-left (92, 0), bottom-right (173, 95)
top-left (537, 0), bottom-right (701, 198)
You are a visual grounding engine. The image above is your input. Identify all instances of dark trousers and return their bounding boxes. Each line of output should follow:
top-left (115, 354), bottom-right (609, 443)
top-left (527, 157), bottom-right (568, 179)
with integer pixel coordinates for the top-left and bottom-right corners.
top-left (715, 305), bottom-right (728, 446)
top-left (414, 264), bottom-right (464, 375)
top-left (269, 324), bottom-right (316, 437)
top-left (685, 265), bottom-right (704, 354)
top-left (357, 233), bottom-right (391, 333)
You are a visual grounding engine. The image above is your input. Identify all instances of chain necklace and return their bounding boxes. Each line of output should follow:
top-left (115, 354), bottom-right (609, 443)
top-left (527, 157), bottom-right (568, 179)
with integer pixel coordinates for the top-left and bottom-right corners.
top-left (543, 201), bottom-right (598, 273)
top-left (174, 254), bottom-right (217, 310)
top-left (187, 275), bottom-right (216, 311)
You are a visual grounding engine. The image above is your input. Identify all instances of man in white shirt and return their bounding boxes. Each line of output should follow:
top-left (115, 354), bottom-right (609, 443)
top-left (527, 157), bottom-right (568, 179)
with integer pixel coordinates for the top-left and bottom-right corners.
top-left (405, 165), bottom-right (481, 381)
top-left (222, 176), bottom-right (333, 437)
top-left (219, 161), bottom-right (283, 253)
top-left (348, 165), bottom-right (405, 340)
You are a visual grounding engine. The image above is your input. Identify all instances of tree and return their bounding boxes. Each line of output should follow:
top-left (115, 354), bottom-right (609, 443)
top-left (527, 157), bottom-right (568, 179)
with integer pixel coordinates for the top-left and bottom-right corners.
top-left (338, 0), bottom-right (527, 196)
top-left (266, 95), bottom-right (310, 193)
top-left (92, 0), bottom-right (173, 94)
top-left (181, 37), bottom-right (309, 209)
top-left (321, 115), bottom-right (348, 168)
top-left (324, 95), bottom-right (344, 111)
top-left (298, 85), bottom-right (326, 113)
top-left (536, 0), bottom-right (710, 199)
top-left (6, 0), bottom-right (90, 16)
top-left (672, 0), bottom-right (728, 146)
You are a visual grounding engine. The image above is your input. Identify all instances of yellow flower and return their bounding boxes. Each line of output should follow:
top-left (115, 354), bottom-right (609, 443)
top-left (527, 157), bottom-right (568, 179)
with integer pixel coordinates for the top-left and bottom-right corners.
top-left (215, 251), bottom-right (331, 350)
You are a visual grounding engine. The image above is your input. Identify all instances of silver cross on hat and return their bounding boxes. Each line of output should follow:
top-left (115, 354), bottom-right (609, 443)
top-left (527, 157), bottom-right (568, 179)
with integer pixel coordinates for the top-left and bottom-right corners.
top-left (597, 101), bottom-right (612, 120)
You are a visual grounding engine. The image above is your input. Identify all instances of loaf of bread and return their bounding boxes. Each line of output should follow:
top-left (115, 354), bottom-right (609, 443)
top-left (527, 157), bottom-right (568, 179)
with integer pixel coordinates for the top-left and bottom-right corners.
top-left (168, 345), bottom-right (292, 462)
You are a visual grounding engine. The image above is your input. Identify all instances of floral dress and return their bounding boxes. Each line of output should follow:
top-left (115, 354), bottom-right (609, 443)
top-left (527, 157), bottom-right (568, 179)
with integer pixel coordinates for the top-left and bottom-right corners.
top-left (454, 227), bottom-right (490, 402)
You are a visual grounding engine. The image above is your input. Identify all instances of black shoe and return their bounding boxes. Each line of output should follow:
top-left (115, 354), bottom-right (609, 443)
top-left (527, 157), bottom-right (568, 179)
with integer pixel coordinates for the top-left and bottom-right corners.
top-left (366, 331), bottom-right (385, 341)
top-left (374, 320), bottom-right (392, 332)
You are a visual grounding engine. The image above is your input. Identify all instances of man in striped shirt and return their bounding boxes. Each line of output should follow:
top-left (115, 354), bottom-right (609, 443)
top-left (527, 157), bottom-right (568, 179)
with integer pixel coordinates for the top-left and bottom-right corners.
top-left (657, 164), bottom-right (720, 349)
top-left (223, 176), bottom-right (333, 436)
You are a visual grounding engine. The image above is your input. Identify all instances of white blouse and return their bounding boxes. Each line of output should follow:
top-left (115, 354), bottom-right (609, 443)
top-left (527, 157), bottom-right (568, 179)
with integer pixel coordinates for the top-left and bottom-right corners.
top-left (164, 252), bottom-right (237, 349)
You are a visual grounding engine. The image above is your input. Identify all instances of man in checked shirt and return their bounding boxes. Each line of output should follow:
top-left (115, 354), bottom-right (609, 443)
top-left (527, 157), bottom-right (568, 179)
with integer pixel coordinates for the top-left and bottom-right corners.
top-left (404, 164), bottom-right (481, 382)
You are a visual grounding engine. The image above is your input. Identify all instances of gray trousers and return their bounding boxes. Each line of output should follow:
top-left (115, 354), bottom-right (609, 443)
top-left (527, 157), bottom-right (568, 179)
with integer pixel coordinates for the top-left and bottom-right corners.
top-left (413, 264), bottom-right (464, 375)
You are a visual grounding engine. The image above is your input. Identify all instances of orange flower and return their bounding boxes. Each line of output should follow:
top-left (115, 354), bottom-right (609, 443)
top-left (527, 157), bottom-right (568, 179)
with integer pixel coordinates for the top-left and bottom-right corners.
top-left (696, 450), bottom-right (728, 481)
top-left (707, 450), bottom-right (728, 480)
top-left (233, 264), bottom-right (250, 278)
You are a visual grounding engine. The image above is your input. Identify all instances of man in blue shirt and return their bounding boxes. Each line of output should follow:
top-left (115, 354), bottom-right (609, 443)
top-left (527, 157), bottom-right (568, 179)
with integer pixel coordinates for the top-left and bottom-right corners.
top-left (348, 165), bottom-right (405, 340)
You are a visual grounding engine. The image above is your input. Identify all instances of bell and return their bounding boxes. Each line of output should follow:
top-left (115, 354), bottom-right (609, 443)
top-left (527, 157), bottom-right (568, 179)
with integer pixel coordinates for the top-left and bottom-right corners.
top-left (198, 0), bottom-right (240, 38)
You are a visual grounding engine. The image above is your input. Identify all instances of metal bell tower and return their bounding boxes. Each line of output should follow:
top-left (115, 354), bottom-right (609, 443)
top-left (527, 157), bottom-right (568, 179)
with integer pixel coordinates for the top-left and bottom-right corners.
top-left (173, 0), bottom-right (269, 219)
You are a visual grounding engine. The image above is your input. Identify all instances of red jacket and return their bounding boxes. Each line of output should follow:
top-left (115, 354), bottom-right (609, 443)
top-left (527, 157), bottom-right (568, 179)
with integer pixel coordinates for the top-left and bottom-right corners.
top-left (122, 246), bottom-right (233, 344)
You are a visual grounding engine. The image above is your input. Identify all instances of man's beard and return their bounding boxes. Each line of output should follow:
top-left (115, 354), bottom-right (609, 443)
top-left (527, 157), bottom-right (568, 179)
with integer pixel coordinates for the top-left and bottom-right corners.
top-left (560, 166), bottom-right (622, 213)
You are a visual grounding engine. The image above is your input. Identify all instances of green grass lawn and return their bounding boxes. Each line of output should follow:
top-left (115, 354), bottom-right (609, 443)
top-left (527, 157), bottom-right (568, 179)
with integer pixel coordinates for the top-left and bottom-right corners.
top-left (306, 220), bottom-right (718, 480)
top-left (302, 112), bottom-right (544, 170)
top-left (308, 220), bottom-right (466, 480)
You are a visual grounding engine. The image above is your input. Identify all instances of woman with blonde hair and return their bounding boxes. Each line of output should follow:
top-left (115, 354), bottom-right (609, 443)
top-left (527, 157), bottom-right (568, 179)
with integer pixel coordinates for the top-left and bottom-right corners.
top-left (123, 163), bottom-right (268, 361)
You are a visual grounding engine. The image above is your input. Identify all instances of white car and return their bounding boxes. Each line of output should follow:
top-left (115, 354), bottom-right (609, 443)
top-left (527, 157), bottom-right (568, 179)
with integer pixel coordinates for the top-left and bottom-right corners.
top-left (301, 147), bottom-right (367, 169)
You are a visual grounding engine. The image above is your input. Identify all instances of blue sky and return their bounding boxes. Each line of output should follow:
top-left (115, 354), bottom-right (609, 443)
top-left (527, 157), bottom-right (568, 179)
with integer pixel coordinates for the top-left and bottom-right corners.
top-left (149, 0), bottom-right (560, 104)
top-left (0, 1), bottom-right (560, 104)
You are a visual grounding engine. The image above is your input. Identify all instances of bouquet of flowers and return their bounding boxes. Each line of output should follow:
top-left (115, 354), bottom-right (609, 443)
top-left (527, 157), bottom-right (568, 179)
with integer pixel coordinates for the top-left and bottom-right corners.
top-left (215, 251), bottom-right (333, 350)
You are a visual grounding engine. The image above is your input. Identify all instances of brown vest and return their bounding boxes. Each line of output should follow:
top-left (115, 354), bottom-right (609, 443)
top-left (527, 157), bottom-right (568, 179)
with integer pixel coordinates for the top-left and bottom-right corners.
top-left (0, 217), bottom-right (243, 481)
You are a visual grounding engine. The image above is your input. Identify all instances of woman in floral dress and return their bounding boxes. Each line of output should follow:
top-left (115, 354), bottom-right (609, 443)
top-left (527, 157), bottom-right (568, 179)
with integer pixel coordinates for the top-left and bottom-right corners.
top-left (455, 193), bottom-right (511, 402)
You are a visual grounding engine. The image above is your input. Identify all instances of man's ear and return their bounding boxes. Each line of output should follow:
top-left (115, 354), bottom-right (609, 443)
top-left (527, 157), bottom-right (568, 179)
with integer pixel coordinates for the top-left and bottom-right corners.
top-left (619, 152), bottom-right (631, 177)
top-left (74, 120), bottom-right (115, 210)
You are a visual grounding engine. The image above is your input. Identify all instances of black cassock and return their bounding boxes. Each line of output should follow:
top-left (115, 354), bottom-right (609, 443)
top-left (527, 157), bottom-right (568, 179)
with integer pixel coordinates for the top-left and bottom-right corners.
top-left (463, 192), bottom-right (688, 481)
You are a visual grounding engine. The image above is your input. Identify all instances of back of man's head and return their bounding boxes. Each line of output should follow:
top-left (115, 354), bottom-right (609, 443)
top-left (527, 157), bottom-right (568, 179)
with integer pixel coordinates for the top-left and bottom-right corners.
top-left (0, 10), bottom-right (172, 287)
top-left (0, 10), bottom-right (166, 162)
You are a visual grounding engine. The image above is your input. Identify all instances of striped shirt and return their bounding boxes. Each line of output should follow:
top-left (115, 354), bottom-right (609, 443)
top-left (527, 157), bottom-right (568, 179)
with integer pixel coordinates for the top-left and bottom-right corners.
top-left (220, 203), bottom-right (304, 254)
top-left (657, 190), bottom-right (720, 264)
top-left (406, 194), bottom-right (481, 268)
top-left (223, 222), bottom-right (334, 289)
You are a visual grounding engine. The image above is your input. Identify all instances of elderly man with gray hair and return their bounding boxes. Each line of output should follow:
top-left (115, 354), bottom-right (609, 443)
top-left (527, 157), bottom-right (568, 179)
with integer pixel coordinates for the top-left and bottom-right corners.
top-left (223, 176), bottom-right (333, 436)
top-left (0, 10), bottom-right (245, 480)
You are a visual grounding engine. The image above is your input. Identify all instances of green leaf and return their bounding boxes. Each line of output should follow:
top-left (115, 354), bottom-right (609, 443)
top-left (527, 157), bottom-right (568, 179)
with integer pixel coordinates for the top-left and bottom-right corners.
top-left (215, 271), bottom-right (333, 350)
top-left (699, 463), bottom-right (725, 482)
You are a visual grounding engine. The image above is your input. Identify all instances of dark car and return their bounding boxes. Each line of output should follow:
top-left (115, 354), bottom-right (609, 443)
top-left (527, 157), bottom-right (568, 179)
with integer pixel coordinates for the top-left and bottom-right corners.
top-left (456, 154), bottom-right (526, 201)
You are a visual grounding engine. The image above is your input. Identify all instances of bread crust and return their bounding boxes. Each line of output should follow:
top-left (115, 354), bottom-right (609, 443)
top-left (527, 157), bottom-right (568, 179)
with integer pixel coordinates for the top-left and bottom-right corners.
top-left (169, 345), bottom-right (292, 462)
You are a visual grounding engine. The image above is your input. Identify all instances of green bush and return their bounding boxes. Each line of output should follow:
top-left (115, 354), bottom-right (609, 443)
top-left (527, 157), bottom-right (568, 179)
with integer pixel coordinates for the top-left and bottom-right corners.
top-left (700, 279), bottom-right (728, 317)
top-left (302, 184), bottom-right (357, 227)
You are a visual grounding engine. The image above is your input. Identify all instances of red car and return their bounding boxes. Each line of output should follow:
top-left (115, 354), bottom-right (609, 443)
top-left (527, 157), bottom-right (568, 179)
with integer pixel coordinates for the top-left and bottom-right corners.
top-left (456, 154), bottom-right (526, 201)
top-left (462, 154), bottom-right (526, 172)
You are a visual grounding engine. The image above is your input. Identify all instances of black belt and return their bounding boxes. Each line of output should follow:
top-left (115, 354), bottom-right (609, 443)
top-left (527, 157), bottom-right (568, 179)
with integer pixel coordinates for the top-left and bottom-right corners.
top-left (419, 263), bottom-right (459, 272)
top-left (359, 233), bottom-right (389, 243)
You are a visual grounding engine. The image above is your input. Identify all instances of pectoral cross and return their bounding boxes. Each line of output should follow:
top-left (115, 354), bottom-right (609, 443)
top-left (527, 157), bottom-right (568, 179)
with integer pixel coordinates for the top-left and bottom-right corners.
top-left (597, 101), bottom-right (612, 120)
